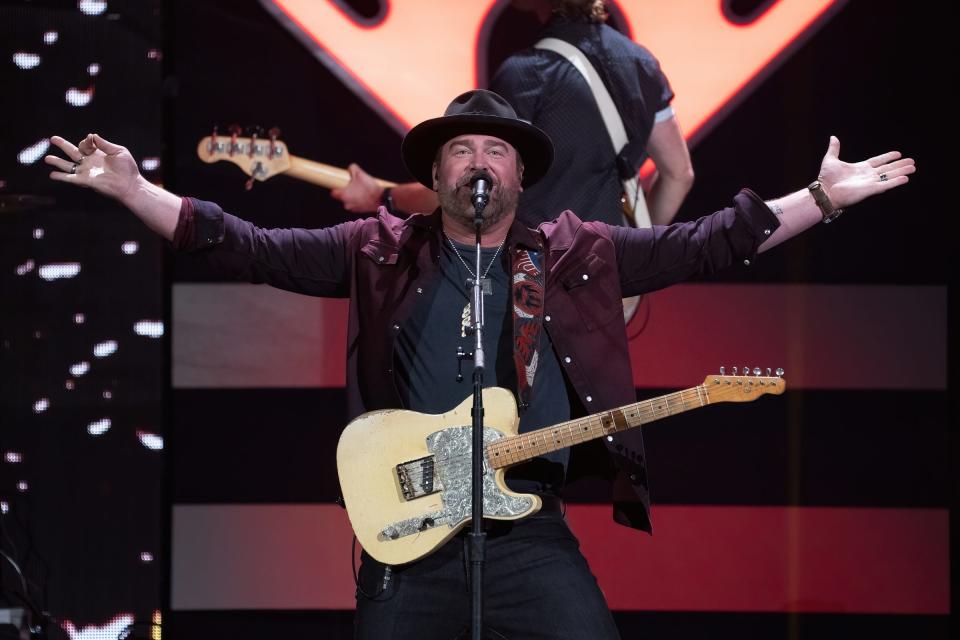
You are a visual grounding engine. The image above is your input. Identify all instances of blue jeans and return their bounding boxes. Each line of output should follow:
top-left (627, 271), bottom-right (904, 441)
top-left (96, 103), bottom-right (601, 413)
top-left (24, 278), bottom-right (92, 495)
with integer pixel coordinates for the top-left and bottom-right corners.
top-left (354, 511), bottom-right (621, 640)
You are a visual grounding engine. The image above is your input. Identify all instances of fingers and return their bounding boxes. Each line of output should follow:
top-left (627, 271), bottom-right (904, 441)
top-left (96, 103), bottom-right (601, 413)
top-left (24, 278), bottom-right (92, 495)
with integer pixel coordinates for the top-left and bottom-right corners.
top-left (878, 165), bottom-right (916, 182)
top-left (330, 187), bottom-right (344, 200)
top-left (877, 174), bottom-right (910, 193)
top-left (867, 150), bottom-right (902, 167)
top-left (875, 158), bottom-right (915, 174)
top-left (78, 133), bottom-right (97, 156)
top-left (49, 170), bottom-right (80, 184)
top-left (44, 155), bottom-right (75, 172)
top-left (92, 133), bottom-right (123, 155)
top-left (49, 135), bottom-right (84, 162)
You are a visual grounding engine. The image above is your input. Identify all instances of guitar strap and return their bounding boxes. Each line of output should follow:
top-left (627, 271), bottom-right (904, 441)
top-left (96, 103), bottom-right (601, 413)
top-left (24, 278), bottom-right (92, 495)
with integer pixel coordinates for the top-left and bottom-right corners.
top-left (511, 248), bottom-right (545, 411)
top-left (534, 36), bottom-right (652, 228)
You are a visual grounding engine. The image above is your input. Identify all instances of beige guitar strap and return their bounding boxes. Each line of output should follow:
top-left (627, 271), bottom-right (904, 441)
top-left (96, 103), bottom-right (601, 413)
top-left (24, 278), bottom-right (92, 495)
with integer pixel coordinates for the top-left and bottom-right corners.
top-left (534, 37), bottom-right (652, 228)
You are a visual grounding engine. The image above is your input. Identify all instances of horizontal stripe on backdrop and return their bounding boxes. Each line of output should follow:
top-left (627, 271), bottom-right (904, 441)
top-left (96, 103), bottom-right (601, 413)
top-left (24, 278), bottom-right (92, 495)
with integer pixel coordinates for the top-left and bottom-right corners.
top-left (170, 504), bottom-right (949, 614)
top-left (172, 283), bottom-right (945, 390)
top-left (171, 388), bottom-right (949, 508)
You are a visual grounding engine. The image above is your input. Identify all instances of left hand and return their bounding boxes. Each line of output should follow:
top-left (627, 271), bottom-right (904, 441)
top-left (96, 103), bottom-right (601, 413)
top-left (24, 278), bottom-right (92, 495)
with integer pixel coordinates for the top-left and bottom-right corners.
top-left (330, 163), bottom-right (383, 213)
top-left (818, 136), bottom-right (916, 209)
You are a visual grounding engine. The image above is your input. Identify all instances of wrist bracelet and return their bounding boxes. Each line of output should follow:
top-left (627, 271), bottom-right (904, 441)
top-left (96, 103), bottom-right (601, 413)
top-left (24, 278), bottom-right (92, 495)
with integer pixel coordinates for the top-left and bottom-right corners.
top-left (380, 187), bottom-right (395, 215)
top-left (807, 180), bottom-right (843, 223)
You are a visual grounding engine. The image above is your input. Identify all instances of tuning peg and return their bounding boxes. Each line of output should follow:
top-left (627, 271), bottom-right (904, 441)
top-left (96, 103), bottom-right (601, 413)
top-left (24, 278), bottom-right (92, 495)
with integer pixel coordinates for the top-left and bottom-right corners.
top-left (732, 367), bottom-right (738, 375)
top-left (720, 366), bottom-right (725, 375)
top-left (752, 367), bottom-right (761, 376)
top-left (775, 367), bottom-right (784, 377)
top-left (228, 124), bottom-right (242, 156)
top-left (247, 126), bottom-right (262, 157)
top-left (268, 127), bottom-right (282, 158)
top-left (742, 365), bottom-right (749, 376)
top-left (766, 368), bottom-right (771, 376)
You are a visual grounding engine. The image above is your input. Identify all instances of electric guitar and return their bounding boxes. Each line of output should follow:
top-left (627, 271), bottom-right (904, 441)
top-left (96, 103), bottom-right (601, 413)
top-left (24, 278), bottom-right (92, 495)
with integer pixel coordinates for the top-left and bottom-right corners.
top-left (337, 369), bottom-right (785, 565)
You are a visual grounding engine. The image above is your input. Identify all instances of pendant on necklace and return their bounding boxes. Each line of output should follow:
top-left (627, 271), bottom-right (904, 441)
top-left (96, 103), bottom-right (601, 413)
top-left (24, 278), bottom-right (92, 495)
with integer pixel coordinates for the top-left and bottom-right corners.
top-left (467, 277), bottom-right (493, 295)
top-left (461, 302), bottom-right (471, 338)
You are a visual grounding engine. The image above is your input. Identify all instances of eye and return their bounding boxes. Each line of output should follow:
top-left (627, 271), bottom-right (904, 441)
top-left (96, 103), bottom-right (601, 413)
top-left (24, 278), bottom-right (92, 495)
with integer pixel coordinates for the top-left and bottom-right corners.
top-left (489, 148), bottom-right (505, 157)
top-left (453, 148), bottom-right (470, 156)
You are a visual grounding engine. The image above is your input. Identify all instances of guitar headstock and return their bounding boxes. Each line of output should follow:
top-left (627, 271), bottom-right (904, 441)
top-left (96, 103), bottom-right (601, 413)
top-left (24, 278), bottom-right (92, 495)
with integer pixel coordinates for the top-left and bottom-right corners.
top-left (196, 127), bottom-right (292, 185)
top-left (702, 366), bottom-right (785, 403)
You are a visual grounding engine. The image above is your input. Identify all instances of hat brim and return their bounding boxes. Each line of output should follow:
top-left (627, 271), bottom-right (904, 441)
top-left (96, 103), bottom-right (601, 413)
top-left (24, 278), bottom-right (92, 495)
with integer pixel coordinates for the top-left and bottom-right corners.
top-left (401, 113), bottom-right (554, 189)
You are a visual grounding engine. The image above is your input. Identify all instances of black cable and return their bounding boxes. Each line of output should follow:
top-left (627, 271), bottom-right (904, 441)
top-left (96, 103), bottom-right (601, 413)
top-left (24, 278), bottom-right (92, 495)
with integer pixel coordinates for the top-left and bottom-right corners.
top-left (351, 535), bottom-right (391, 600)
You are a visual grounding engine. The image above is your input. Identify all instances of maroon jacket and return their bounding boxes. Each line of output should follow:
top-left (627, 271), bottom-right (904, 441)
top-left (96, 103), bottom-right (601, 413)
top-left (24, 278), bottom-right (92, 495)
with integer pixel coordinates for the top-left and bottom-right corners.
top-left (175, 189), bottom-right (779, 532)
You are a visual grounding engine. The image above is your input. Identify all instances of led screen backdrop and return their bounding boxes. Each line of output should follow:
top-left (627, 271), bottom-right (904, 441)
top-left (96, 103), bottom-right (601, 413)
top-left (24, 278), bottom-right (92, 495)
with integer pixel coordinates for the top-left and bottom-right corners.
top-left (1, 1), bottom-right (164, 639)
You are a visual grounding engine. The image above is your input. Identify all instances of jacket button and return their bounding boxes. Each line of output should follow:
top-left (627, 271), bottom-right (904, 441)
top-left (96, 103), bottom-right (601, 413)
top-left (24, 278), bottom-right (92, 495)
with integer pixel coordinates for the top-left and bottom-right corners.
top-left (586, 395), bottom-right (593, 402)
top-left (392, 324), bottom-right (400, 331)
top-left (416, 287), bottom-right (423, 294)
top-left (545, 315), bottom-right (551, 322)
top-left (743, 259), bottom-right (751, 266)
top-left (764, 229), bottom-right (772, 235)
top-left (564, 356), bottom-right (572, 364)
top-left (581, 274), bottom-right (589, 281)
top-left (378, 256), bottom-right (385, 263)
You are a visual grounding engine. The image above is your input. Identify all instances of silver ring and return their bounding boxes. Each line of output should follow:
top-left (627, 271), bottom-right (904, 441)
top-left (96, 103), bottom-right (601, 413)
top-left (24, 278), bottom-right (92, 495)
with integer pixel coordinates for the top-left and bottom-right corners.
top-left (879, 173), bottom-right (888, 182)
top-left (70, 163), bottom-right (78, 174)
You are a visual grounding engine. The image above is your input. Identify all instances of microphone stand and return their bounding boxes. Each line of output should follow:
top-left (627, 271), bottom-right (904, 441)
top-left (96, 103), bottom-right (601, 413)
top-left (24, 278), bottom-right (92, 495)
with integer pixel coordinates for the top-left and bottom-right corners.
top-left (468, 184), bottom-right (489, 640)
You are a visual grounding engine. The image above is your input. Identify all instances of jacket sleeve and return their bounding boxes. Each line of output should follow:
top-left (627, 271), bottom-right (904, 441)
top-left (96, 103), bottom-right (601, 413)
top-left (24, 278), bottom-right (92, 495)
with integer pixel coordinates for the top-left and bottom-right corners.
top-left (172, 196), bottom-right (366, 298)
top-left (610, 189), bottom-right (780, 296)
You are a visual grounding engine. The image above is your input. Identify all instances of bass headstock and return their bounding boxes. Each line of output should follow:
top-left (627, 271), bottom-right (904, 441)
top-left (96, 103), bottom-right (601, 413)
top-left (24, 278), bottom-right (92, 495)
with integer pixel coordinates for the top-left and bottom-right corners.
top-left (196, 125), bottom-right (292, 188)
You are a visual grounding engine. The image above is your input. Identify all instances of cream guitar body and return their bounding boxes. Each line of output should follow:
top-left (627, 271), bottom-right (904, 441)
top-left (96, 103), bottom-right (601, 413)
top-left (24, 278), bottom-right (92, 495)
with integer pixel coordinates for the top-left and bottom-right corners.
top-left (336, 388), bottom-right (540, 568)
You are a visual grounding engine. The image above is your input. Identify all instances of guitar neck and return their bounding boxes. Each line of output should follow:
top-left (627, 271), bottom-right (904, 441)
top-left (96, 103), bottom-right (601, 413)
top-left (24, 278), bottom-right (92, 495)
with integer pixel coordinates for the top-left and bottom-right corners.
top-left (486, 385), bottom-right (710, 468)
top-left (283, 156), bottom-right (397, 190)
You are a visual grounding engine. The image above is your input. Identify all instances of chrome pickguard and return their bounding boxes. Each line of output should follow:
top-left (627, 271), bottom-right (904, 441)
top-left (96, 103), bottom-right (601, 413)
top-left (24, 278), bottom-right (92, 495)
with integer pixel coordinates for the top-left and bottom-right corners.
top-left (378, 426), bottom-right (535, 542)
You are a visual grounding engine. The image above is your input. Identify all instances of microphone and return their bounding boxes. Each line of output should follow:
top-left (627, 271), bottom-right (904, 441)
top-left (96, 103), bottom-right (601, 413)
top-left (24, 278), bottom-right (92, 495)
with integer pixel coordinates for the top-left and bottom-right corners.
top-left (470, 171), bottom-right (493, 222)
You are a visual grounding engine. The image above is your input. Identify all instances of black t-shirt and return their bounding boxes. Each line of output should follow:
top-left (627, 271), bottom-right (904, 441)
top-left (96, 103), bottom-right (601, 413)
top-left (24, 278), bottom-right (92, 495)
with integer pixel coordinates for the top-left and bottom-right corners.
top-left (393, 237), bottom-right (570, 494)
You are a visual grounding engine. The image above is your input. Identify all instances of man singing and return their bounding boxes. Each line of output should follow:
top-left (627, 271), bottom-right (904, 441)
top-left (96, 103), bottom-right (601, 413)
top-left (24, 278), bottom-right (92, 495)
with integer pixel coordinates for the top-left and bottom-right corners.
top-left (45, 89), bottom-right (914, 639)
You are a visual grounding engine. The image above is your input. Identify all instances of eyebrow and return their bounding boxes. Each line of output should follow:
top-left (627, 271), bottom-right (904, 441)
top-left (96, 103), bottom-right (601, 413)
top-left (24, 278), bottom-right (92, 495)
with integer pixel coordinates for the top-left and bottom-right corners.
top-left (448, 137), bottom-right (511, 151)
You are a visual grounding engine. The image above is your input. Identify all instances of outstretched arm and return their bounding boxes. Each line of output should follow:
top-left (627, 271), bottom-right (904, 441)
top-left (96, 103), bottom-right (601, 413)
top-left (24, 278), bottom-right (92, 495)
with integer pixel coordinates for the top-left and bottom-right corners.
top-left (759, 136), bottom-right (915, 252)
top-left (45, 134), bottom-right (181, 241)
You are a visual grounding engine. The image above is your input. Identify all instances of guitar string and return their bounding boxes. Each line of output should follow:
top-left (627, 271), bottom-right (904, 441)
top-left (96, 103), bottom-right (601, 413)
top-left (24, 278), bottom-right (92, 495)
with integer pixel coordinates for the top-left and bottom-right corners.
top-left (398, 385), bottom-right (724, 483)
top-left (399, 382), bottom-right (778, 485)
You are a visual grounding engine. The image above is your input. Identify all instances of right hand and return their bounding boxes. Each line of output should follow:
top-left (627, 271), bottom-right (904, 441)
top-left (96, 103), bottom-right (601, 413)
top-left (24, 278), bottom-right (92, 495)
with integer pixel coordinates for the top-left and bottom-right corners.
top-left (45, 134), bottom-right (142, 204)
top-left (330, 163), bottom-right (383, 214)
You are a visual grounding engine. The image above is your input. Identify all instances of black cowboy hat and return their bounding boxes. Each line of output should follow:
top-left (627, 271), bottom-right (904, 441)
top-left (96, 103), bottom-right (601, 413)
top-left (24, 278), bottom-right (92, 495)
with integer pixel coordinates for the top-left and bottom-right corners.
top-left (401, 89), bottom-right (554, 188)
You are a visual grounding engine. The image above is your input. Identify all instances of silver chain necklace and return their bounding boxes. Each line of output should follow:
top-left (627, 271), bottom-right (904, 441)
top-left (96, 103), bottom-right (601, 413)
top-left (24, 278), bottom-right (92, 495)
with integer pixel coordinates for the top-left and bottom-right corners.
top-left (443, 231), bottom-right (505, 291)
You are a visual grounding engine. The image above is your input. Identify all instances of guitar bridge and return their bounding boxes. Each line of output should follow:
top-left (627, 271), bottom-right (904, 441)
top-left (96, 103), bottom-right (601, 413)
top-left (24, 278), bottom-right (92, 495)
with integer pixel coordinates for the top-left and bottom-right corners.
top-left (396, 455), bottom-right (438, 500)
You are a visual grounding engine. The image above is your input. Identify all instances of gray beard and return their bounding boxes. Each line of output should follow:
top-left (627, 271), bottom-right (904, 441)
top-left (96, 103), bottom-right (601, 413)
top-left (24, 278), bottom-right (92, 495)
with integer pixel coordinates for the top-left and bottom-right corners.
top-left (438, 180), bottom-right (519, 232)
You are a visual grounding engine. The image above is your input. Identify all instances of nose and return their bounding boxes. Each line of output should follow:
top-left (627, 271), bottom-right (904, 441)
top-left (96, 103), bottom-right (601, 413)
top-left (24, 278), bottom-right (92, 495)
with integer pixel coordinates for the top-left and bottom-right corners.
top-left (470, 155), bottom-right (490, 172)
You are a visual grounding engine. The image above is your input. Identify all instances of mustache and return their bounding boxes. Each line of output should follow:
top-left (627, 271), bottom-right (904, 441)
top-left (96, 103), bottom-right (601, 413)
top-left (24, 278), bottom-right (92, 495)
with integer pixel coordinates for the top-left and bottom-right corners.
top-left (456, 172), bottom-right (497, 189)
